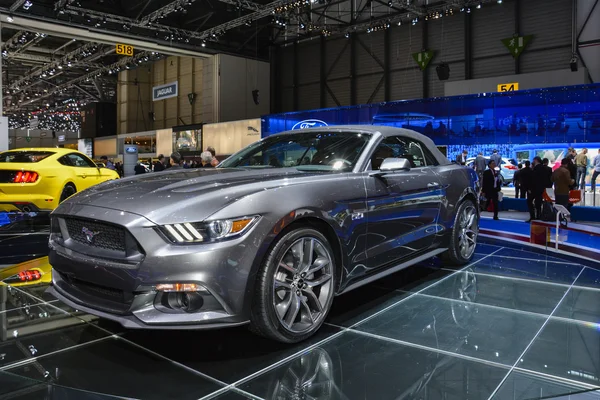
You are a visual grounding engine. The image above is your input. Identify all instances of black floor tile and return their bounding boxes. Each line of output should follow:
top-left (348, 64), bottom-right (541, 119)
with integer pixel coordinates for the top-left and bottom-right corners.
top-left (206, 389), bottom-right (261, 399)
top-left (327, 285), bottom-right (413, 327)
top-left (353, 294), bottom-right (546, 366)
top-left (422, 269), bottom-right (569, 315)
top-left (239, 330), bottom-right (509, 400)
top-left (0, 370), bottom-right (41, 396)
top-left (475, 243), bottom-right (505, 255)
top-left (492, 247), bottom-right (569, 263)
top-left (6, 283), bottom-right (59, 304)
top-left (0, 285), bottom-right (45, 314)
top-left (7, 336), bottom-right (223, 400)
top-left (372, 264), bottom-right (459, 292)
top-left (572, 267), bottom-right (600, 289)
top-left (518, 318), bottom-right (600, 388)
top-left (121, 324), bottom-right (342, 384)
top-left (0, 321), bottom-right (109, 369)
top-left (492, 370), bottom-right (597, 400)
top-left (554, 285), bottom-right (600, 324)
top-left (462, 255), bottom-right (582, 285)
top-left (8, 384), bottom-right (130, 399)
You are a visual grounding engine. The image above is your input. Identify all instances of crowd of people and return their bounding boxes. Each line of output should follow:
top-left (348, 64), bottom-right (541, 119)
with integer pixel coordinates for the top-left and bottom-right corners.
top-left (476, 147), bottom-right (600, 222)
top-left (100, 146), bottom-right (220, 177)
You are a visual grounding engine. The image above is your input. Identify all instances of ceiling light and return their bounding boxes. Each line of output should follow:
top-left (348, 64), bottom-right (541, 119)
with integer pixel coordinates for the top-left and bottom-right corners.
top-left (497, 0), bottom-right (502, 3)
top-left (476, 2), bottom-right (482, 8)
top-left (201, 40), bottom-right (206, 47)
top-left (6, 15), bottom-right (14, 22)
top-left (23, 1), bottom-right (33, 10)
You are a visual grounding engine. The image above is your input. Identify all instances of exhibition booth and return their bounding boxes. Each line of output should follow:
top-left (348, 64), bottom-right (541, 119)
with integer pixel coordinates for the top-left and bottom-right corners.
top-left (262, 83), bottom-right (600, 169)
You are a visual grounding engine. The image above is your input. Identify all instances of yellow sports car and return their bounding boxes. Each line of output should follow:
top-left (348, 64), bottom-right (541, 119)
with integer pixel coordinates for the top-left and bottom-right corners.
top-left (0, 148), bottom-right (119, 212)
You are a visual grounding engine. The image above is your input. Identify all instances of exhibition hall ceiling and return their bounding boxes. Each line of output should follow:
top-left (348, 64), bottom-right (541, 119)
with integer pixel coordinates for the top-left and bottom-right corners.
top-left (0, 0), bottom-right (501, 130)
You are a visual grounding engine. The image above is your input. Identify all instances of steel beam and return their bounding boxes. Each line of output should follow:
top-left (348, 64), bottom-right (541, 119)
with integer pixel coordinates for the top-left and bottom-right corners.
top-left (514, 0), bottom-right (520, 74)
top-left (9, 0), bottom-right (26, 12)
top-left (320, 35), bottom-right (326, 108)
top-left (464, 10), bottom-right (472, 80)
top-left (1, 14), bottom-right (211, 58)
top-left (293, 41), bottom-right (298, 110)
top-left (384, 27), bottom-right (390, 101)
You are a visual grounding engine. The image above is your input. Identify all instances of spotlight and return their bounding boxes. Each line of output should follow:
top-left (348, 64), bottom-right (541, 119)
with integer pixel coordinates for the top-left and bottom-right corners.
top-left (497, 0), bottom-right (502, 3)
top-left (23, 0), bottom-right (33, 10)
top-left (344, 32), bottom-right (350, 38)
top-left (476, 2), bottom-right (481, 9)
top-left (6, 15), bottom-right (14, 22)
top-left (570, 56), bottom-right (578, 72)
top-left (387, 0), bottom-right (392, 6)
top-left (436, 63), bottom-right (450, 80)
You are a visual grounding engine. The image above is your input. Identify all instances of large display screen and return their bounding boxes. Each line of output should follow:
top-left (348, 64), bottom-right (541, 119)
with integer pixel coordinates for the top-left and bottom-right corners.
top-left (173, 124), bottom-right (203, 153)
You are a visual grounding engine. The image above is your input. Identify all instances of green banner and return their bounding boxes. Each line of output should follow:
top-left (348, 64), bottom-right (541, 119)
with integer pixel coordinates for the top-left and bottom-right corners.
top-left (25, 137), bottom-right (31, 143)
top-left (501, 35), bottom-right (533, 58)
top-left (412, 50), bottom-right (434, 70)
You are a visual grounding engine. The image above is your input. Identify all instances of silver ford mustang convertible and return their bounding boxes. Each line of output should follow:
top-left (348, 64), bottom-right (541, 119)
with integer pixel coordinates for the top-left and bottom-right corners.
top-left (48, 126), bottom-right (479, 343)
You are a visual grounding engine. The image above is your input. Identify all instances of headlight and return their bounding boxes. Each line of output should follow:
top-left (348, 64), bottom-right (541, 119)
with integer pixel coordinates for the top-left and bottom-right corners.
top-left (160, 216), bottom-right (258, 244)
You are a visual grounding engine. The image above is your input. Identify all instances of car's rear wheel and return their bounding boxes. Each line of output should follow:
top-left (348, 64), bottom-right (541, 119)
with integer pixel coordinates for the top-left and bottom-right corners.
top-left (250, 227), bottom-right (336, 343)
top-left (440, 199), bottom-right (479, 265)
top-left (59, 183), bottom-right (76, 203)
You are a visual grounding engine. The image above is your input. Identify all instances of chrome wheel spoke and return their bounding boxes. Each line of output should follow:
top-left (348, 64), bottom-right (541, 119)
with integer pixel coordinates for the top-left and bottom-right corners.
top-left (306, 257), bottom-right (329, 275)
top-left (279, 261), bottom-right (296, 274)
top-left (300, 298), bottom-right (315, 324)
top-left (306, 274), bottom-right (332, 288)
top-left (284, 292), bottom-right (301, 326)
top-left (299, 238), bottom-right (315, 273)
top-left (274, 279), bottom-right (291, 290)
top-left (302, 287), bottom-right (324, 313)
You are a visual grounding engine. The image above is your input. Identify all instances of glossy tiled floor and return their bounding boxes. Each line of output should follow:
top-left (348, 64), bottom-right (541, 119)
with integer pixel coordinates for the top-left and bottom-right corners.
top-left (2, 217), bottom-right (600, 399)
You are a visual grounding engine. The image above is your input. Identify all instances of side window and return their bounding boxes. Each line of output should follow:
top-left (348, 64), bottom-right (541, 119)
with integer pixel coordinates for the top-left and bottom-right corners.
top-left (370, 136), bottom-right (428, 170)
top-left (57, 156), bottom-right (71, 166)
top-left (67, 153), bottom-right (96, 168)
top-left (422, 147), bottom-right (440, 166)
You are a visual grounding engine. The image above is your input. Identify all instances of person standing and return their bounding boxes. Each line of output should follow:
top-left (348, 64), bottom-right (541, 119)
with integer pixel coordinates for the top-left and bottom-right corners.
top-left (513, 163), bottom-right (524, 199)
top-left (169, 152), bottom-right (183, 170)
top-left (530, 157), bottom-right (546, 222)
top-left (100, 156), bottom-right (115, 171)
top-left (542, 158), bottom-right (553, 189)
top-left (483, 160), bottom-right (502, 220)
top-left (134, 162), bottom-right (146, 175)
top-left (490, 150), bottom-right (502, 168)
top-left (154, 154), bottom-right (165, 172)
top-left (475, 152), bottom-right (486, 187)
top-left (207, 146), bottom-right (219, 167)
top-left (575, 148), bottom-right (589, 190)
top-left (552, 158), bottom-right (575, 209)
top-left (200, 151), bottom-right (214, 168)
top-left (591, 149), bottom-right (600, 193)
top-left (456, 150), bottom-right (468, 166)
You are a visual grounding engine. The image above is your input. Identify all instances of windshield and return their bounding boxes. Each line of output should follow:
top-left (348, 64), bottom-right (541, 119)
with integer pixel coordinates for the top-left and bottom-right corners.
top-left (220, 131), bottom-right (372, 171)
top-left (0, 151), bottom-right (55, 163)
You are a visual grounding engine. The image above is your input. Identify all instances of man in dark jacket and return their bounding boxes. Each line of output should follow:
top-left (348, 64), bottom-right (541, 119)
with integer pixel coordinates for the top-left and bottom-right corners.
top-left (456, 150), bottom-right (468, 166)
top-left (530, 157), bottom-right (546, 221)
top-left (154, 154), bottom-right (165, 172)
top-left (483, 160), bottom-right (502, 220)
top-left (542, 158), bottom-right (553, 188)
top-left (513, 164), bottom-right (524, 198)
top-left (552, 158), bottom-right (575, 209)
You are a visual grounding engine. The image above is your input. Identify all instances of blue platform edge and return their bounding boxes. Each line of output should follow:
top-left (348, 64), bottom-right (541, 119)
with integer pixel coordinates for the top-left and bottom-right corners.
top-left (499, 198), bottom-right (600, 223)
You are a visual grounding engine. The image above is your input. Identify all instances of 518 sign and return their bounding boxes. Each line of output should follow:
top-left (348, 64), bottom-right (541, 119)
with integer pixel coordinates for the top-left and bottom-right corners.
top-left (497, 82), bottom-right (519, 92)
top-left (116, 44), bottom-right (134, 56)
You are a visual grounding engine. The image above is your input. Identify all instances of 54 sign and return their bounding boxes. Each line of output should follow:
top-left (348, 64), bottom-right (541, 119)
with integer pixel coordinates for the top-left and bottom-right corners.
top-left (497, 82), bottom-right (519, 92)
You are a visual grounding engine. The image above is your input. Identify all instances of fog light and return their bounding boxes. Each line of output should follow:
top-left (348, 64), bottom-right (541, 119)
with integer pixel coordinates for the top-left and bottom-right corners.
top-left (156, 283), bottom-right (199, 292)
top-left (166, 292), bottom-right (204, 313)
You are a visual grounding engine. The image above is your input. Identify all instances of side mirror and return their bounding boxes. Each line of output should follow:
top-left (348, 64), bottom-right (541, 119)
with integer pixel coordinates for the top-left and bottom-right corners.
top-left (379, 157), bottom-right (411, 172)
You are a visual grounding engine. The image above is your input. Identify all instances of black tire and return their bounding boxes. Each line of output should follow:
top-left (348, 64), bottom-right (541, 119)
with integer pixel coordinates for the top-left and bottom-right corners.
top-left (249, 227), bottom-right (337, 343)
top-left (59, 183), bottom-right (76, 203)
top-left (440, 199), bottom-right (479, 265)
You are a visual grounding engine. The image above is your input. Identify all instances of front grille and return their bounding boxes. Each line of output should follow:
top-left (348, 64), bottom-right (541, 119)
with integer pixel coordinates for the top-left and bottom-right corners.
top-left (65, 217), bottom-right (126, 252)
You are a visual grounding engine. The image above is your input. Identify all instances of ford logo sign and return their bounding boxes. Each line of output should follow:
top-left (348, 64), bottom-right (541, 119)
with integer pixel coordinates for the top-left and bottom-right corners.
top-left (291, 119), bottom-right (328, 130)
top-left (125, 147), bottom-right (137, 154)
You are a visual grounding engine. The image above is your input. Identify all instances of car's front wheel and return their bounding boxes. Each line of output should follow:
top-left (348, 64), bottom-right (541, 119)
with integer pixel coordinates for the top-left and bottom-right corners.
top-left (250, 227), bottom-right (336, 343)
top-left (440, 199), bottom-right (479, 265)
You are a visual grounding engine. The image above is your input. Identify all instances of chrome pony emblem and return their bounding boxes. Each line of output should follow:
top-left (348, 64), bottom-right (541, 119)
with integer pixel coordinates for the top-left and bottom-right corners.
top-left (291, 119), bottom-right (328, 130)
top-left (81, 227), bottom-right (101, 243)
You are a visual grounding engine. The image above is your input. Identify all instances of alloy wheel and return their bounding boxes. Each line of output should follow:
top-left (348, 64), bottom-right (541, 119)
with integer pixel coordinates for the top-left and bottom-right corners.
top-left (457, 205), bottom-right (478, 259)
top-left (273, 237), bottom-right (334, 334)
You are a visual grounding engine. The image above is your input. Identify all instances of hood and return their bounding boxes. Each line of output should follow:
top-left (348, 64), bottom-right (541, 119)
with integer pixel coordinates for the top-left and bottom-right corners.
top-left (58, 167), bottom-right (328, 224)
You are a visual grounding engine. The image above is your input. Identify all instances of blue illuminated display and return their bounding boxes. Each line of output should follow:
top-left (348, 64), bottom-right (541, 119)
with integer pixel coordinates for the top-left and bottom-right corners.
top-left (262, 84), bottom-right (600, 162)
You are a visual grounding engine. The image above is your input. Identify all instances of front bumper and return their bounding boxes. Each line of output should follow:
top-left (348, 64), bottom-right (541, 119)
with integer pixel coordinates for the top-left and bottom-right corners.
top-left (48, 204), bottom-right (264, 329)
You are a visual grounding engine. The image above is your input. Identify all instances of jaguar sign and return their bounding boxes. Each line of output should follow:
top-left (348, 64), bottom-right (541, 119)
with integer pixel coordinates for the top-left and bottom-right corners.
top-left (291, 119), bottom-right (329, 130)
